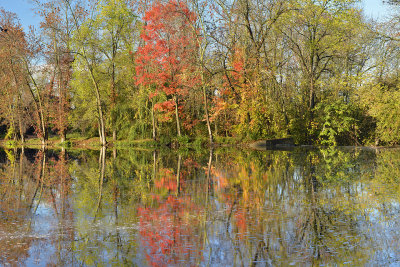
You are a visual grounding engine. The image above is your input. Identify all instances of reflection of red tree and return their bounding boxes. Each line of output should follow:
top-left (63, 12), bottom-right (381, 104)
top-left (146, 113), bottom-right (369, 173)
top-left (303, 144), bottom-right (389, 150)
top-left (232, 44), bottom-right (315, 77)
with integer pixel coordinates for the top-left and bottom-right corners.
top-left (235, 209), bottom-right (247, 239)
top-left (211, 164), bottom-right (267, 241)
top-left (154, 168), bottom-right (178, 192)
top-left (138, 196), bottom-right (202, 266)
top-left (211, 169), bottom-right (229, 191)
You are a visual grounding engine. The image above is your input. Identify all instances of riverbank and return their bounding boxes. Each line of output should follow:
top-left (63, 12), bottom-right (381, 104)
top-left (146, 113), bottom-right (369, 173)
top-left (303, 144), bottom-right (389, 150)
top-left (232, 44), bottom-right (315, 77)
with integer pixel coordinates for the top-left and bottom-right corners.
top-left (0, 135), bottom-right (244, 150)
top-left (1, 135), bottom-right (391, 151)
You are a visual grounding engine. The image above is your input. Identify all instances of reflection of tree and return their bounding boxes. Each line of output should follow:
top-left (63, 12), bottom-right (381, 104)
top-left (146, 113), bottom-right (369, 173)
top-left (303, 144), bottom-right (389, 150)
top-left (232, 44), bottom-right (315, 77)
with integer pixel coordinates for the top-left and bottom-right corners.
top-left (1, 146), bottom-right (400, 265)
top-left (296, 148), bottom-right (381, 265)
top-left (0, 148), bottom-right (33, 265)
top-left (69, 148), bottom-right (161, 265)
top-left (296, 152), bottom-right (350, 264)
top-left (206, 148), bottom-right (375, 265)
top-left (0, 148), bottom-right (75, 266)
top-left (138, 196), bottom-right (203, 266)
top-left (46, 149), bottom-right (74, 266)
top-left (374, 149), bottom-right (400, 187)
top-left (314, 147), bottom-right (375, 185)
top-left (94, 146), bottom-right (106, 221)
top-left (368, 149), bottom-right (400, 215)
top-left (136, 151), bottom-right (210, 266)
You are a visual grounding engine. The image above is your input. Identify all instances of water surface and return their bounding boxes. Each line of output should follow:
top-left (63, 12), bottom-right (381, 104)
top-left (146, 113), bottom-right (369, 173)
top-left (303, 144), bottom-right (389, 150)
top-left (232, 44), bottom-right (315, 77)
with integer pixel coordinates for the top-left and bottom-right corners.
top-left (0, 146), bottom-right (399, 266)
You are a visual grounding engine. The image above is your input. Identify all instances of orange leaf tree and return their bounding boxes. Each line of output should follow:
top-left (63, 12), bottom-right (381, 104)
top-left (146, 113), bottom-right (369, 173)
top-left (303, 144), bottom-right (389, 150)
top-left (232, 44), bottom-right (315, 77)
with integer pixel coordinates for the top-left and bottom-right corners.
top-left (136, 0), bottom-right (200, 139)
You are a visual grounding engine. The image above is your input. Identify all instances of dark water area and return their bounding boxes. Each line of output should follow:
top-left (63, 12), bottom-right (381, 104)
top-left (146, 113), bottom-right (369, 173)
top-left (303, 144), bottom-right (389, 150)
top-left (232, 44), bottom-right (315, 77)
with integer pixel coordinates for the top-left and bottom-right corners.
top-left (0, 146), bottom-right (400, 266)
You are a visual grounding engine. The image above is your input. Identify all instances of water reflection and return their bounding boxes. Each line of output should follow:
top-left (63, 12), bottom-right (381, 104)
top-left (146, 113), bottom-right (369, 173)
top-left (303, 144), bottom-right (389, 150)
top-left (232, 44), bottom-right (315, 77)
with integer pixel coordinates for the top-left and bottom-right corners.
top-left (0, 146), bottom-right (400, 265)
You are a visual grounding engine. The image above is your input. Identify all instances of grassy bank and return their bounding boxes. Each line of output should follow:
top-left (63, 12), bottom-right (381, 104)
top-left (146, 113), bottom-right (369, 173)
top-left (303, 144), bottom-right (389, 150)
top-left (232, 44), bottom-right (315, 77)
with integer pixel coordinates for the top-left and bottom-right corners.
top-left (0, 134), bottom-right (244, 150)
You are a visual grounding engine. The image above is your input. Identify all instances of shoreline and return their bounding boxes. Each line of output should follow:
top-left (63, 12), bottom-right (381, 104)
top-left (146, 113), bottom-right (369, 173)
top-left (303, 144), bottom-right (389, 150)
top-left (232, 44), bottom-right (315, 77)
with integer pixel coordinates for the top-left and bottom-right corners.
top-left (0, 137), bottom-right (397, 151)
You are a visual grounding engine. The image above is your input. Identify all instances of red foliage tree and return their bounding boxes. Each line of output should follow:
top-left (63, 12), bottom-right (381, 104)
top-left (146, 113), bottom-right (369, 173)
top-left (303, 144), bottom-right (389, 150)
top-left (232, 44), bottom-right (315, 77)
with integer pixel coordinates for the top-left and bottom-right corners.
top-left (135, 0), bottom-right (199, 138)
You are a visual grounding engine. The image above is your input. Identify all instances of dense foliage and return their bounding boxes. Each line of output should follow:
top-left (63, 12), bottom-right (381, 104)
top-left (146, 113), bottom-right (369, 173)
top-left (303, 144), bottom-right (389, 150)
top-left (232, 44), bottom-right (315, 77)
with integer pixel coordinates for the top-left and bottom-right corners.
top-left (0, 0), bottom-right (399, 146)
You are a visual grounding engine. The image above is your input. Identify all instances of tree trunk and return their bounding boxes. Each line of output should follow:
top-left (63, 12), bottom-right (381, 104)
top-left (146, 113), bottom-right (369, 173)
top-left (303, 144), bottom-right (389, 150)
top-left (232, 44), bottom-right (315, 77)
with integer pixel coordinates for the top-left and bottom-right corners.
top-left (113, 130), bottom-right (117, 143)
top-left (94, 146), bottom-right (106, 221)
top-left (19, 117), bottom-right (25, 143)
top-left (151, 100), bottom-right (156, 141)
top-left (207, 148), bottom-right (213, 196)
top-left (308, 76), bottom-right (316, 144)
top-left (176, 154), bottom-right (182, 195)
top-left (60, 132), bottom-right (66, 143)
top-left (309, 77), bottom-right (315, 111)
top-left (96, 94), bottom-right (106, 146)
top-left (63, 0), bottom-right (105, 145)
top-left (88, 69), bottom-right (107, 146)
top-left (9, 58), bottom-right (25, 144)
top-left (111, 43), bottom-right (117, 143)
top-left (54, 32), bottom-right (68, 145)
top-left (174, 95), bottom-right (181, 137)
top-left (97, 97), bottom-right (106, 146)
top-left (203, 85), bottom-right (213, 145)
top-left (23, 58), bottom-right (47, 145)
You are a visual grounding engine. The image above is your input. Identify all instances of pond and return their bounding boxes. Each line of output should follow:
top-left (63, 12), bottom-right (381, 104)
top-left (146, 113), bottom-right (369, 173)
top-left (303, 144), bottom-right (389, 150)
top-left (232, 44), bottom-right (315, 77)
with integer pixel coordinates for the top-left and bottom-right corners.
top-left (0, 146), bottom-right (399, 266)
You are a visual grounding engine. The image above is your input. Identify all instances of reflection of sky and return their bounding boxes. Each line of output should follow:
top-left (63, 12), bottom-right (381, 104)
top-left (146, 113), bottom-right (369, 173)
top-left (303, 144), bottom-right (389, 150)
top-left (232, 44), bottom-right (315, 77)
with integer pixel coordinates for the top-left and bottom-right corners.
top-left (0, 0), bottom-right (394, 31)
top-left (362, 0), bottom-right (393, 20)
top-left (27, 203), bottom-right (55, 266)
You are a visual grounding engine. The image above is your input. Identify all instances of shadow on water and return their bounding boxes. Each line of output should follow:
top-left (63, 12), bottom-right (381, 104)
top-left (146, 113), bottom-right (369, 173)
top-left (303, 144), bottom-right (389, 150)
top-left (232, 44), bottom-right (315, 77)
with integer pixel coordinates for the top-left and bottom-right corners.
top-left (0, 146), bottom-right (400, 265)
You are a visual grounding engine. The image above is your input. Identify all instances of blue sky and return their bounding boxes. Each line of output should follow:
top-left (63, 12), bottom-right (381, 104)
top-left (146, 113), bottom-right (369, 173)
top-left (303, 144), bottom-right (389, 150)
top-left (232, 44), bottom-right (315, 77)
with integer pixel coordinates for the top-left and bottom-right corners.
top-left (0, 0), bottom-right (40, 30)
top-left (0, 0), bottom-right (394, 30)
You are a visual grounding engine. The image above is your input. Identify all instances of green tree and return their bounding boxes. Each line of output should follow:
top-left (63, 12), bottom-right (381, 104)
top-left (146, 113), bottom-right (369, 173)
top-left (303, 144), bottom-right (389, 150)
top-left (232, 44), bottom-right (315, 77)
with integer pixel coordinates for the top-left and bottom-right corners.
top-left (68, 0), bottom-right (108, 145)
top-left (279, 0), bottom-right (363, 141)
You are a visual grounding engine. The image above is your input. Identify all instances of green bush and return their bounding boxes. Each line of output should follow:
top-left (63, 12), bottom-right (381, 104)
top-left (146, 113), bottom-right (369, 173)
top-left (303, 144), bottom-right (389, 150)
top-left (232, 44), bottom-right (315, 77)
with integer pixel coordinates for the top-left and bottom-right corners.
top-left (314, 100), bottom-right (362, 146)
top-left (360, 83), bottom-right (400, 145)
top-left (289, 114), bottom-right (310, 145)
top-left (192, 136), bottom-right (207, 149)
top-left (177, 135), bottom-right (190, 145)
top-left (159, 134), bottom-right (172, 145)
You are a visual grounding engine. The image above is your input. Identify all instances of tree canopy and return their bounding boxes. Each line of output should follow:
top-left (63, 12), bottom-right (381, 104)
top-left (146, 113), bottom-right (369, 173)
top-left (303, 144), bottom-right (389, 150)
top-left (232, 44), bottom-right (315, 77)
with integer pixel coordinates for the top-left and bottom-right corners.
top-left (0, 0), bottom-right (399, 146)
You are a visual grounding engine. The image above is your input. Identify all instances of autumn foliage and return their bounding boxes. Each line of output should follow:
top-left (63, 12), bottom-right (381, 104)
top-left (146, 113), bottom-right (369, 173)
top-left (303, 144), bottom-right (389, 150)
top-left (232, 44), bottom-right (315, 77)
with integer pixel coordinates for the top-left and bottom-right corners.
top-left (138, 195), bottom-right (202, 266)
top-left (135, 0), bottom-right (200, 136)
top-left (0, 0), bottom-right (400, 145)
